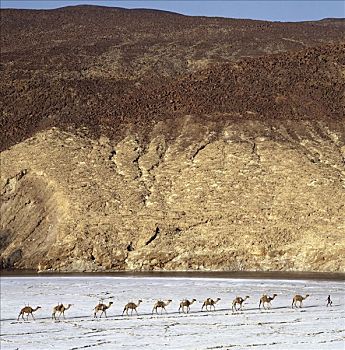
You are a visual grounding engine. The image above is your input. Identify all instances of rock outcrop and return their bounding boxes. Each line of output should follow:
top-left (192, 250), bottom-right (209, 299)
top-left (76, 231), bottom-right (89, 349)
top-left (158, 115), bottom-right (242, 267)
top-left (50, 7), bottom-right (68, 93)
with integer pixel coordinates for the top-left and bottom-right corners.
top-left (1, 118), bottom-right (344, 272)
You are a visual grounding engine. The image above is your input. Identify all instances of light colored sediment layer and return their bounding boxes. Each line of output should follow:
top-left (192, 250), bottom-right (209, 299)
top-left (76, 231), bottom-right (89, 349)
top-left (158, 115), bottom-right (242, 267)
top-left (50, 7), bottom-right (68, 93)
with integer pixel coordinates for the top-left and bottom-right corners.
top-left (1, 116), bottom-right (344, 272)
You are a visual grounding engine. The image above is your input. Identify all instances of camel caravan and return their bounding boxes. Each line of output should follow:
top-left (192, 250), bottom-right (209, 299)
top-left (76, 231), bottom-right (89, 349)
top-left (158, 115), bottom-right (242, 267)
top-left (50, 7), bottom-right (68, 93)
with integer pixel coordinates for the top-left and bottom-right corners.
top-left (15, 293), bottom-right (329, 321)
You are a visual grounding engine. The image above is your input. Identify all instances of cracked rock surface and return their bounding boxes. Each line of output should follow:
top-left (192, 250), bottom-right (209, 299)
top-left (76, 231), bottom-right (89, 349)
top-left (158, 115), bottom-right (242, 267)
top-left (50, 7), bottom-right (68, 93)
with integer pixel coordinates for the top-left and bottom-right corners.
top-left (1, 119), bottom-right (344, 272)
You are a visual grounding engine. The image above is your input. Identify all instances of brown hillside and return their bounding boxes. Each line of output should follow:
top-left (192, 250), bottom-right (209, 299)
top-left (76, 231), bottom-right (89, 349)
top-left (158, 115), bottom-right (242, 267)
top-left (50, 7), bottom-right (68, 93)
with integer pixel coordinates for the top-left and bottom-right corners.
top-left (0, 6), bottom-right (344, 272)
top-left (1, 6), bottom-right (345, 150)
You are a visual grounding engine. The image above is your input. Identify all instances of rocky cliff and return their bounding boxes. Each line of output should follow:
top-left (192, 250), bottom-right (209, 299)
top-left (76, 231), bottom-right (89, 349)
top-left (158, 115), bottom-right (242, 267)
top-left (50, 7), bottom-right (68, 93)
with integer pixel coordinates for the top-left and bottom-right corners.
top-left (1, 6), bottom-right (344, 272)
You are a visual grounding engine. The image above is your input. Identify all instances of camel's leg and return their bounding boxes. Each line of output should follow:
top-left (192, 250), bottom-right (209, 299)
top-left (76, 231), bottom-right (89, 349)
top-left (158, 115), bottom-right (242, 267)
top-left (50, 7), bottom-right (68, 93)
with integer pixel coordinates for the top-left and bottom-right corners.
top-left (104, 310), bottom-right (107, 318)
top-left (164, 306), bottom-right (167, 314)
top-left (135, 309), bottom-right (138, 316)
top-left (17, 312), bottom-right (22, 321)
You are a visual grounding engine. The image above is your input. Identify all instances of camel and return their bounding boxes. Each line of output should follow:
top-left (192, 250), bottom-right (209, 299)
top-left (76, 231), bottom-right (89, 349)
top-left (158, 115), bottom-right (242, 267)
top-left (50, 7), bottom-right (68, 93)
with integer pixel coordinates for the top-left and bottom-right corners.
top-left (201, 298), bottom-right (221, 311)
top-left (52, 303), bottom-right (73, 320)
top-left (122, 300), bottom-right (142, 316)
top-left (93, 301), bottom-right (113, 318)
top-left (17, 306), bottom-right (41, 321)
top-left (259, 294), bottom-right (277, 310)
top-left (292, 294), bottom-right (310, 308)
top-left (178, 299), bottom-right (196, 314)
top-left (152, 300), bottom-right (172, 314)
top-left (232, 296), bottom-right (250, 312)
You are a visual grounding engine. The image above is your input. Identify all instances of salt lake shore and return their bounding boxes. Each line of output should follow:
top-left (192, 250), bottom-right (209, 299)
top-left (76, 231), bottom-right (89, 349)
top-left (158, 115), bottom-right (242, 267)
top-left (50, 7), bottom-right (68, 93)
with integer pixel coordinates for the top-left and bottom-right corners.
top-left (0, 275), bottom-right (344, 349)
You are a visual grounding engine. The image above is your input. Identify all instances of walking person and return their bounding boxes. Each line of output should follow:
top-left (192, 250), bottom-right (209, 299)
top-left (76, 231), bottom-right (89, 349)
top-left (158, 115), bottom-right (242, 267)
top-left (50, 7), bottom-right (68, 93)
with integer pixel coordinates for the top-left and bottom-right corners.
top-left (326, 295), bottom-right (332, 307)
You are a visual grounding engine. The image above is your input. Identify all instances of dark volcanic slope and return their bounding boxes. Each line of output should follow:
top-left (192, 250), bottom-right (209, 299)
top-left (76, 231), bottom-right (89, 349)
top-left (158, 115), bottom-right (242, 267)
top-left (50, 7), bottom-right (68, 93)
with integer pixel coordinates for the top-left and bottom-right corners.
top-left (1, 6), bottom-right (345, 150)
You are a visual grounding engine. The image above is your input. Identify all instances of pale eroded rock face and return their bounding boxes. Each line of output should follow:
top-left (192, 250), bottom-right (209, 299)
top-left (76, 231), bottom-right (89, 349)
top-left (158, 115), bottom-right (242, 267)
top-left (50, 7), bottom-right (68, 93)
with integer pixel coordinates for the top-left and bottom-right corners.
top-left (1, 117), bottom-right (344, 272)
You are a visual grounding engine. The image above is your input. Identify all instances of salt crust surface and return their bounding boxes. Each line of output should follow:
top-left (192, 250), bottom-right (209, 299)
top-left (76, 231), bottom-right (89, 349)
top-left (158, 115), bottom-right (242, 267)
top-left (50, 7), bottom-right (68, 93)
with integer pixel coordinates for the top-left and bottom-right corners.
top-left (0, 277), bottom-right (344, 349)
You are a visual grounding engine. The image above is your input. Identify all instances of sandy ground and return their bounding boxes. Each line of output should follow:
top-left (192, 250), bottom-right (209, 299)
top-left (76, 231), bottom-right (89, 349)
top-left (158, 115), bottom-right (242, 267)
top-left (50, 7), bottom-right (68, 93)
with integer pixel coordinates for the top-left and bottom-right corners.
top-left (0, 276), bottom-right (344, 349)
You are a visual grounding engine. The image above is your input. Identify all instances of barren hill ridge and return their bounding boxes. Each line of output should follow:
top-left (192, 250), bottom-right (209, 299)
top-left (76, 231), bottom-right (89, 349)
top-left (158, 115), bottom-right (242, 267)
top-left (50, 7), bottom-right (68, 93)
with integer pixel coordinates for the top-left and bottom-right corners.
top-left (1, 6), bottom-right (344, 272)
